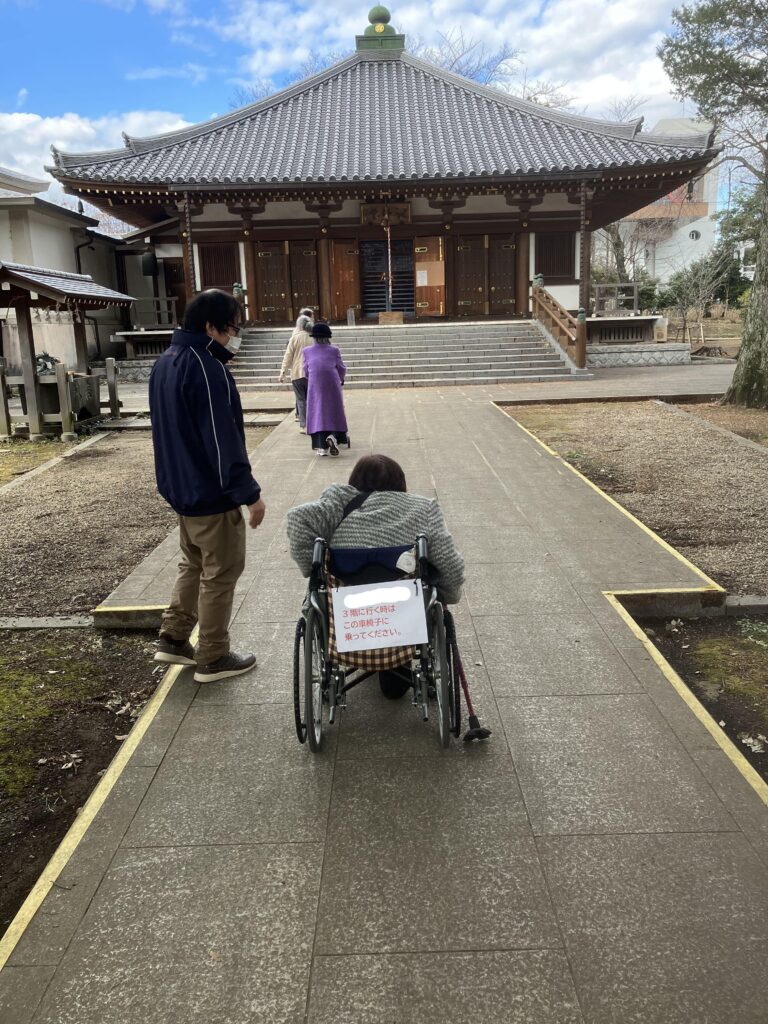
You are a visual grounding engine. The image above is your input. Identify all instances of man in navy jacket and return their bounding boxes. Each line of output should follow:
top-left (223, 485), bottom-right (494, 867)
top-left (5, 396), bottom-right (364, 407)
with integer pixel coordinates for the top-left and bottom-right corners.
top-left (149, 289), bottom-right (266, 682)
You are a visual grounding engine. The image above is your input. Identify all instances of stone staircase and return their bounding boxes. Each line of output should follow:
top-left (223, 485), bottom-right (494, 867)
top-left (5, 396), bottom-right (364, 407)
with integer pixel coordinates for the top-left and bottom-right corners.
top-left (230, 320), bottom-right (582, 391)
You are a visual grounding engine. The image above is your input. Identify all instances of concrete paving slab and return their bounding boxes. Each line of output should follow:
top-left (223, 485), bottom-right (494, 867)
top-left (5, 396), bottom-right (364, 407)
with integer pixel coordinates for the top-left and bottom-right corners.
top-left (316, 759), bottom-right (558, 954)
top-left (59, 843), bottom-right (320, 966)
top-left (475, 614), bottom-right (645, 697)
top-left (153, 703), bottom-right (337, 768)
top-left (127, 675), bottom-right (198, 767)
top-left (690, 748), bottom-right (768, 870)
top-left (538, 833), bottom-right (768, 1024)
top-left (194, 621), bottom-right (298, 704)
top-left (33, 956), bottom-right (311, 1024)
top-left (307, 951), bottom-right (584, 1024)
top-left (462, 563), bottom-right (585, 617)
top-left (8, 768), bottom-right (156, 969)
top-left (123, 759), bottom-right (334, 847)
top-left (335, 670), bottom-right (503, 762)
top-left (0, 965), bottom-right (55, 1024)
top-left (498, 694), bottom-right (737, 835)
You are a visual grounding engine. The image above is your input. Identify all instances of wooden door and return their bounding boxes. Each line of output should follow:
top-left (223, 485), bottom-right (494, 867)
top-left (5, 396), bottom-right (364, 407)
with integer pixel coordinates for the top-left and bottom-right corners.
top-left (414, 236), bottom-right (445, 317)
top-left (289, 240), bottom-right (319, 314)
top-left (488, 235), bottom-right (516, 316)
top-left (162, 257), bottom-right (187, 325)
top-left (254, 241), bottom-right (291, 322)
top-left (454, 235), bottom-right (487, 316)
top-left (198, 243), bottom-right (239, 291)
top-left (331, 240), bottom-right (361, 320)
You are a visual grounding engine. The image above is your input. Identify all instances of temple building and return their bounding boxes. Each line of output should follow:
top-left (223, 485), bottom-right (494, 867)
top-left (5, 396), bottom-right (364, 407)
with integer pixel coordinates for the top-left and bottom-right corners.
top-left (48, 6), bottom-right (716, 337)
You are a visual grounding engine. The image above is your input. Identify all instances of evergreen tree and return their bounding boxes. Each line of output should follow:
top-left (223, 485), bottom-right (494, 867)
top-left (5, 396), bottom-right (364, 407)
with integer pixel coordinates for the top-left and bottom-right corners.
top-left (659, 0), bottom-right (768, 406)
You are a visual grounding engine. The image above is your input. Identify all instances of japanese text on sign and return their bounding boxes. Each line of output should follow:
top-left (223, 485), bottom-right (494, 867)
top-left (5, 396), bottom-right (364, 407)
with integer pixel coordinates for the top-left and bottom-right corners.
top-left (332, 580), bottom-right (428, 652)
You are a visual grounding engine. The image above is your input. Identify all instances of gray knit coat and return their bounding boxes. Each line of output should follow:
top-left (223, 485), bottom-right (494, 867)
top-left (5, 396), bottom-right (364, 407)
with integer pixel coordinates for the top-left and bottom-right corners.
top-left (286, 484), bottom-right (465, 604)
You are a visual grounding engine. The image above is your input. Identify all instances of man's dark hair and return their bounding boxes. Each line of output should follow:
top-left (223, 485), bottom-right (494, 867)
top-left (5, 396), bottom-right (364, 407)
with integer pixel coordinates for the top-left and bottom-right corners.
top-left (182, 289), bottom-right (241, 333)
top-left (348, 454), bottom-right (407, 493)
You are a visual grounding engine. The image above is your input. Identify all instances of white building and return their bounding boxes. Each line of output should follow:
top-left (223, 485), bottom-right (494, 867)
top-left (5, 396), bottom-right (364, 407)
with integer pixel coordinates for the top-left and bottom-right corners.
top-left (0, 166), bottom-right (134, 373)
top-left (594, 119), bottom-right (719, 286)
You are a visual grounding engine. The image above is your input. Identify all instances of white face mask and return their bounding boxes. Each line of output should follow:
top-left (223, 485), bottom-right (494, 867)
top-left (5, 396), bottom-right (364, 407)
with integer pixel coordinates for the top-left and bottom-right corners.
top-left (225, 335), bottom-right (242, 354)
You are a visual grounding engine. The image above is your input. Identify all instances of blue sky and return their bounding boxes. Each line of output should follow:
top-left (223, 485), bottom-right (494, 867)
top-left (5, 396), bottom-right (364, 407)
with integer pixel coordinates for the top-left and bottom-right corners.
top-left (0, 0), bottom-right (696, 184)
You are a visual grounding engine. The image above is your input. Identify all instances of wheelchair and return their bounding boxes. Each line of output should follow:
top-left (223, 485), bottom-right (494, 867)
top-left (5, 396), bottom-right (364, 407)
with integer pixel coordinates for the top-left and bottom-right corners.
top-left (293, 534), bottom-right (461, 751)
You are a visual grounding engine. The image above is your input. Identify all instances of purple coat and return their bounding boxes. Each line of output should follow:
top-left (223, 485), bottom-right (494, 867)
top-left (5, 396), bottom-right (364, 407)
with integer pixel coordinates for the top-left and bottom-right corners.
top-left (303, 343), bottom-right (348, 435)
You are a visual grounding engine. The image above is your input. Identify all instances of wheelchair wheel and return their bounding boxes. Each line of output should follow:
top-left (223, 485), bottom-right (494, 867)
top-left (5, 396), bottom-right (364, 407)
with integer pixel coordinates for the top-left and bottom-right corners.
top-left (431, 607), bottom-right (451, 749)
top-left (292, 618), bottom-right (307, 743)
top-left (304, 606), bottom-right (327, 752)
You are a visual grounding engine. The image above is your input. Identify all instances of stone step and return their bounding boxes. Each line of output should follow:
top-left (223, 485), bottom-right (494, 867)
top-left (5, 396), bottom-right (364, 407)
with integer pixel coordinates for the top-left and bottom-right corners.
top-left (232, 349), bottom-right (556, 367)
top-left (236, 369), bottom-right (576, 390)
top-left (231, 358), bottom-right (564, 380)
top-left (237, 341), bottom-right (549, 357)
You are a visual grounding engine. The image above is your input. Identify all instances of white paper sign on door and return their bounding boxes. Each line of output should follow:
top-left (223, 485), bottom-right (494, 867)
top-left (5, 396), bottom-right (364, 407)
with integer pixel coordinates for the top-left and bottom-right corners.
top-left (332, 579), bottom-right (428, 652)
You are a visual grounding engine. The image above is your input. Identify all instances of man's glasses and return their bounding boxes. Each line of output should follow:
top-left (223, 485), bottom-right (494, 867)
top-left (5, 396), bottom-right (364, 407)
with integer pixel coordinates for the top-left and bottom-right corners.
top-left (227, 323), bottom-right (241, 335)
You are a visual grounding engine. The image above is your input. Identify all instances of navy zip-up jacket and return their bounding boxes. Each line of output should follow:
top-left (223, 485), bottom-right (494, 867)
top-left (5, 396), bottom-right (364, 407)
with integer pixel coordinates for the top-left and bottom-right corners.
top-left (149, 329), bottom-right (261, 516)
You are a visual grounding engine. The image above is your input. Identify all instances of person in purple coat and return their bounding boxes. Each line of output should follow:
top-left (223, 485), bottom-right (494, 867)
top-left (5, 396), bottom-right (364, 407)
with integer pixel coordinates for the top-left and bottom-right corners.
top-left (303, 322), bottom-right (349, 456)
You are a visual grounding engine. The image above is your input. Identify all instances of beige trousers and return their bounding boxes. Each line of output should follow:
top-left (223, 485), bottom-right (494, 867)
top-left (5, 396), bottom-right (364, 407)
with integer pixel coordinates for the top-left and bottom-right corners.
top-left (161, 508), bottom-right (246, 664)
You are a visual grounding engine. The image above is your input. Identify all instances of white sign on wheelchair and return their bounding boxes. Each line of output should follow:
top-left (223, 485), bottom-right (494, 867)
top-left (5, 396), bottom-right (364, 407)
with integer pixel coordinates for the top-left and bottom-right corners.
top-left (332, 579), bottom-right (428, 652)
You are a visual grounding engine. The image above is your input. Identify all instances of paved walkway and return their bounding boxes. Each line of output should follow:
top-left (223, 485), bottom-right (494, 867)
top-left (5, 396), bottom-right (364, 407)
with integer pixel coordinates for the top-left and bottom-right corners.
top-left (3, 372), bottom-right (768, 1024)
top-left (112, 361), bottom-right (737, 413)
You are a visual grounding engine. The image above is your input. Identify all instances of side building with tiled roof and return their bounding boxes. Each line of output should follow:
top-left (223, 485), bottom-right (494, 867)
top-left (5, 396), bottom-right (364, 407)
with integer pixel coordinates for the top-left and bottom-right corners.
top-left (48, 6), bottom-right (716, 333)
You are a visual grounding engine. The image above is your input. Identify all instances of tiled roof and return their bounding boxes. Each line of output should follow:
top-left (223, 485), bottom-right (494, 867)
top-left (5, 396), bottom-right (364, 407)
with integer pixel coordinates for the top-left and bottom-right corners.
top-left (0, 261), bottom-right (133, 305)
top-left (49, 52), bottom-right (715, 186)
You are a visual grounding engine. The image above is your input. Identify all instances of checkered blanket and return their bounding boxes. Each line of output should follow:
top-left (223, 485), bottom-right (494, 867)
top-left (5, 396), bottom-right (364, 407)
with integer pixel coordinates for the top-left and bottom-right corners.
top-left (326, 569), bottom-right (418, 671)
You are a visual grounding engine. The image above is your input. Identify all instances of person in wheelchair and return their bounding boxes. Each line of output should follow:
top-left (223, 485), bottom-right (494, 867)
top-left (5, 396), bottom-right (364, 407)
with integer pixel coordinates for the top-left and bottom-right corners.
top-left (286, 454), bottom-right (465, 699)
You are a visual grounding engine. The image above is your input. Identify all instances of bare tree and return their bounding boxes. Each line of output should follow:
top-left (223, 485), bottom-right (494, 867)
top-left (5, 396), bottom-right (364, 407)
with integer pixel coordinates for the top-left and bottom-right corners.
top-left (228, 32), bottom-right (573, 112)
top-left (603, 94), bottom-right (648, 122)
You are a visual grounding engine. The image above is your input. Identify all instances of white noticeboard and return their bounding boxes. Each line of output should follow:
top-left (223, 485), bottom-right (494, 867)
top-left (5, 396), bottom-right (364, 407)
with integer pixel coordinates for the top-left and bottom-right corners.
top-left (332, 579), bottom-right (428, 652)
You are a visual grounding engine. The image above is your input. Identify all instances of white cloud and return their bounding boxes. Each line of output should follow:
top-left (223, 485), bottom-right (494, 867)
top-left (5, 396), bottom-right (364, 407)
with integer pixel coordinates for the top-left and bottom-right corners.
top-left (15, 87), bottom-right (28, 109)
top-left (192, 0), bottom-right (690, 125)
top-left (0, 109), bottom-right (191, 182)
top-left (125, 62), bottom-right (208, 84)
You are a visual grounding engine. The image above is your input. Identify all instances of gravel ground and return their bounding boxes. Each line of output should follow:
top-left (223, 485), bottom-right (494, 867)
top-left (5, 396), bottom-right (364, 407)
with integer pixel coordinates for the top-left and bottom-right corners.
top-left (508, 400), bottom-right (768, 596)
top-left (0, 428), bottom-right (269, 617)
top-left (0, 433), bottom-right (176, 617)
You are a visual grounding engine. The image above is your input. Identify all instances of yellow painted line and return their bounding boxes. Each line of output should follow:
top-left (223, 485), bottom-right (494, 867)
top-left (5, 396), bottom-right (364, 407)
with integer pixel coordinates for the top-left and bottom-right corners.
top-left (494, 403), bottom-right (724, 593)
top-left (491, 402), bottom-right (766, 806)
top-left (604, 593), bottom-right (768, 806)
top-left (0, 632), bottom-right (197, 972)
top-left (92, 604), bottom-right (168, 614)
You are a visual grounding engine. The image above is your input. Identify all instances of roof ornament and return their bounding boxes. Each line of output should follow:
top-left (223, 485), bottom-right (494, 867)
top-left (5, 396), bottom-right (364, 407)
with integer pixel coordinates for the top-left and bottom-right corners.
top-left (49, 145), bottom-right (62, 168)
top-left (357, 5), bottom-right (405, 51)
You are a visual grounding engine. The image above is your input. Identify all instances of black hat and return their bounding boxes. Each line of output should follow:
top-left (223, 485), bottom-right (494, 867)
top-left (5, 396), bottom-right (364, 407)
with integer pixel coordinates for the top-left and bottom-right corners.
top-left (311, 321), bottom-right (332, 339)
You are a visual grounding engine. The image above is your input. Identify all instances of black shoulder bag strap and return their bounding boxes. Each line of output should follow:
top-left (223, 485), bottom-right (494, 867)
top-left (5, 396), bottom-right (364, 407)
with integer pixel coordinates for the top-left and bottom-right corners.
top-left (339, 490), bottom-right (370, 523)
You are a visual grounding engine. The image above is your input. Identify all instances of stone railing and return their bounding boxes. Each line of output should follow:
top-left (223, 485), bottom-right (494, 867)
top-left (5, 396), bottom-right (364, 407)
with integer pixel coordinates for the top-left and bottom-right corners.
top-left (531, 277), bottom-right (586, 367)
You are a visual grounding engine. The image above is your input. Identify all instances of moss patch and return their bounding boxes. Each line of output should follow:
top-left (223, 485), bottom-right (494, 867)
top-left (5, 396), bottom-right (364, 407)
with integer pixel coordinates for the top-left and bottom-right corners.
top-left (0, 438), bottom-right (79, 487)
top-left (0, 633), bottom-right (150, 798)
top-left (693, 619), bottom-right (768, 733)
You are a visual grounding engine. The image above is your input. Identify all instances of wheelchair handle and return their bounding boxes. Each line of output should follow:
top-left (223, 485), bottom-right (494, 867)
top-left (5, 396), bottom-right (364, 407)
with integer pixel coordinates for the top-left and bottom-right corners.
top-left (416, 533), bottom-right (429, 569)
top-left (310, 537), bottom-right (326, 591)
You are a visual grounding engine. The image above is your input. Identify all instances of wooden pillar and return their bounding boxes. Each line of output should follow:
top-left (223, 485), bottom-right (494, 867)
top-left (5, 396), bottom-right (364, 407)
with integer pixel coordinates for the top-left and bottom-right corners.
top-left (16, 299), bottom-right (43, 439)
top-left (106, 357), bottom-right (120, 418)
top-left (73, 314), bottom-right (89, 372)
top-left (444, 230), bottom-right (456, 318)
top-left (0, 358), bottom-right (11, 438)
top-left (55, 362), bottom-right (77, 440)
top-left (317, 237), bottom-right (333, 321)
top-left (516, 232), bottom-right (530, 316)
top-left (576, 183), bottom-right (592, 370)
top-left (180, 192), bottom-right (197, 299)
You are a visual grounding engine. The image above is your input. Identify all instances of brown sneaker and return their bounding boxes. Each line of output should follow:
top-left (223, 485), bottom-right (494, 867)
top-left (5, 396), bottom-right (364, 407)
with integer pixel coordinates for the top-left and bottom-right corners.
top-left (154, 634), bottom-right (196, 666)
top-left (193, 651), bottom-right (256, 683)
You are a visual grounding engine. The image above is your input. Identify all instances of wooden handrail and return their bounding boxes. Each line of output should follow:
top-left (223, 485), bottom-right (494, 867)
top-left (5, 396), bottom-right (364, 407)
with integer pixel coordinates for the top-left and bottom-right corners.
top-left (531, 283), bottom-right (586, 369)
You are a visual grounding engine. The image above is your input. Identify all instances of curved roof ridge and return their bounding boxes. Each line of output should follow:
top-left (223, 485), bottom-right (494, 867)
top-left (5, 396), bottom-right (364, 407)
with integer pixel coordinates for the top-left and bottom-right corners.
top-left (54, 52), bottom-right (367, 168)
top-left (400, 53), bottom-right (644, 140)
